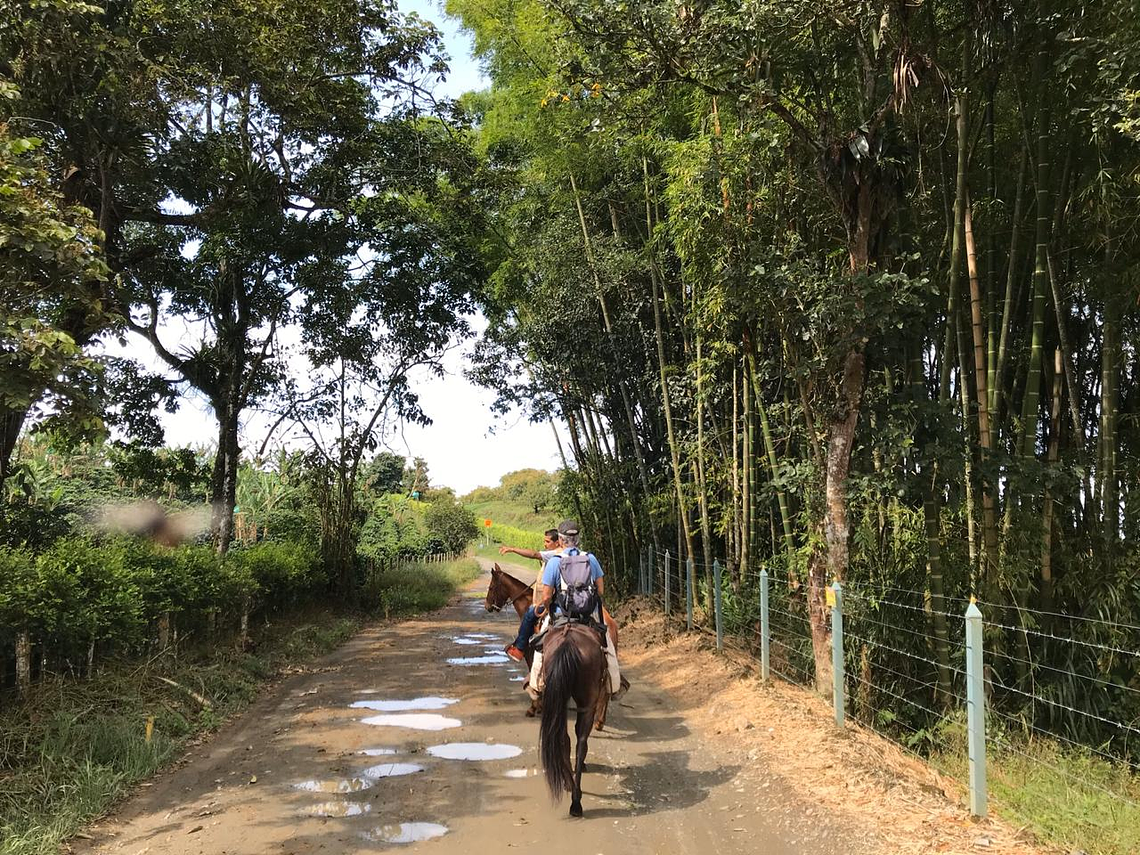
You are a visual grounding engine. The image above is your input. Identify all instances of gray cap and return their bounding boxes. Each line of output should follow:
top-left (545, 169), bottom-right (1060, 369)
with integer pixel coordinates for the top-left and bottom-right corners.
top-left (557, 519), bottom-right (580, 537)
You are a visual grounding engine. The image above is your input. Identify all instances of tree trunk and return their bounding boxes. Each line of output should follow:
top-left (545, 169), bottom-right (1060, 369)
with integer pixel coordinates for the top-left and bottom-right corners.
top-left (1041, 349), bottom-right (1063, 614)
top-left (645, 163), bottom-right (696, 568)
top-left (0, 407), bottom-right (30, 489)
top-left (210, 399), bottom-right (241, 555)
top-left (696, 335), bottom-right (715, 615)
top-left (1018, 81), bottom-right (1052, 463)
top-left (964, 195), bottom-right (1000, 587)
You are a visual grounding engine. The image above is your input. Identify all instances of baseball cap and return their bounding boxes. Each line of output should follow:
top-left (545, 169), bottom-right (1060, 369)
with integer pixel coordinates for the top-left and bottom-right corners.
top-left (557, 519), bottom-right (579, 537)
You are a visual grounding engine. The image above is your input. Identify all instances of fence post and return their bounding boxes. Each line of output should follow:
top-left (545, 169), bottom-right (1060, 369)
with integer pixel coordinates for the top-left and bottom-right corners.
top-left (685, 557), bottom-right (694, 631)
top-left (830, 581), bottom-right (844, 728)
top-left (664, 550), bottom-right (671, 616)
top-left (713, 559), bottom-right (723, 652)
top-left (638, 550), bottom-right (645, 595)
top-left (966, 600), bottom-right (988, 818)
top-left (759, 569), bottom-right (770, 681)
top-left (648, 549), bottom-right (655, 598)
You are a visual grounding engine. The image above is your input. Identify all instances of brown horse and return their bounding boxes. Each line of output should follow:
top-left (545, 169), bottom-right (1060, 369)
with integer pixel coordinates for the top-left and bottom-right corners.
top-left (484, 565), bottom-right (541, 717)
top-left (539, 622), bottom-right (611, 817)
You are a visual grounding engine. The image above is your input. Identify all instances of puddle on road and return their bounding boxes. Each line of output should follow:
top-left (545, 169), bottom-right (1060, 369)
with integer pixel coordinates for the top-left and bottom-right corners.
top-left (294, 777), bottom-right (376, 793)
top-left (503, 768), bottom-right (536, 778)
top-left (447, 654), bottom-right (510, 666)
top-left (361, 762), bottom-right (425, 778)
top-left (300, 800), bottom-right (372, 817)
top-left (449, 637), bottom-right (482, 646)
top-left (508, 676), bottom-right (526, 682)
top-left (350, 697), bottom-right (459, 712)
top-left (426, 742), bottom-right (523, 761)
top-left (462, 633), bottom-right (500, 639)
top-left (358, 747), bottom-right (398, 756)
top-left (360, 713), bottom-right (461, 730)
top-left (361, 822), bottom-right (449, 844)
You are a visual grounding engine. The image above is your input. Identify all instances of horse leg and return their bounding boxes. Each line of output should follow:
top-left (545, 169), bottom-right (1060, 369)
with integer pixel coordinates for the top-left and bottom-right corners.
top-left (594, 679), bottom-right (612, 732)
top-left (570, 702), bottom-right (595, 817)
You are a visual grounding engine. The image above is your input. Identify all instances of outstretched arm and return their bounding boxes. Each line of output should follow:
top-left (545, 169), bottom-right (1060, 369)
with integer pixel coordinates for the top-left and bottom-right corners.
top-left (499, 545), bottom-right (543, 561)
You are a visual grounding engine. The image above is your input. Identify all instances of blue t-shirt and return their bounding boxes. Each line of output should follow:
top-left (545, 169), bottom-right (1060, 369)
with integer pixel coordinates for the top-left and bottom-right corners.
top-left (542, 548), bottom-right (604, 589)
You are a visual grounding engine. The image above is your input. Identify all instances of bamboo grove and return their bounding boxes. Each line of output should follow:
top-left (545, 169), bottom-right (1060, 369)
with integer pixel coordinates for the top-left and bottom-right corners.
top-left (453, 0), bottom-right (1140, 756)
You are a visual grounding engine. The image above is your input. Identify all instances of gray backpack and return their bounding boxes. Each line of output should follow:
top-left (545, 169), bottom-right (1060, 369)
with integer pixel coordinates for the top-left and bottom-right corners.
top-left (556, 551), bottom-right (599, 619)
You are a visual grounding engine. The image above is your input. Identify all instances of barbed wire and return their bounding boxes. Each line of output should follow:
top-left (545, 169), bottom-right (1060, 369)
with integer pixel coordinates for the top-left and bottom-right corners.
top-left (989, 734), bottom-right (1140, 809)
top-left (986, 648), bottom-right (1140, 699)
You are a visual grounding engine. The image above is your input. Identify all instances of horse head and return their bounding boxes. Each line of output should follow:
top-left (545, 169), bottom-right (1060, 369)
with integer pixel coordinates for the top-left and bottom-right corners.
top-left (485, 564), bottom-right (508, 612)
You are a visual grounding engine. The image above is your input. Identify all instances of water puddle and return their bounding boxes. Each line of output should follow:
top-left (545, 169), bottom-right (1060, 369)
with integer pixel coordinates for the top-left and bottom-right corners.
top-left (447, 654), bottom-right (510, 666)
top-left (462, 633), bottom-right (500, 639)
top-left (426, 742), bottom-right (523, 761)
top-left (350, 697), bottom-right (458, 712)
top-left (503, 768), bottom-right (536, 778)
top-left (508, 676), bottom-right (526, 682)
top-left (450, 637), bottom-right (482, 646)
top-left (358, 747), bottom-right (398, 756)
top-left (294, 777), bottom-right (376, 793)
top-left (300, 801), bottom-right (372, 817)
top-left (361, 822), bottom-right (449, 844)
top-left (361, 762), bottom-right (425, 778)
top-left (360, 713), bottom-right (461, 730)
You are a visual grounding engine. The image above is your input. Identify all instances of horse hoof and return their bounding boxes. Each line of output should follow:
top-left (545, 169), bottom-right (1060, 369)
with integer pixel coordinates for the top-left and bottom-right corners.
top-left (525, 708), bottom-right (536, 717)
top-left (569, 802), bottom-right (583, 818)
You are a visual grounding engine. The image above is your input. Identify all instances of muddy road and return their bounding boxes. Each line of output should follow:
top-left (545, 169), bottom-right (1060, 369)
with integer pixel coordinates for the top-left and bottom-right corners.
top-left (78, 559), bottom-right (872, 855)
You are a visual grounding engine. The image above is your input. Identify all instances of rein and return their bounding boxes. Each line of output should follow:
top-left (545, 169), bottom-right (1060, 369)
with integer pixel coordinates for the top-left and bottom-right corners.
top-left (488, 582), bottom-right (533, 613)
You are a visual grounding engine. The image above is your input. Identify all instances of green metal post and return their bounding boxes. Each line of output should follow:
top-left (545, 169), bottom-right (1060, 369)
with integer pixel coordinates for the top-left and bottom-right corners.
top-left (831, 581), bottom-right (844, 728)
top-left (713, 559), bottom-right (723, 652)
top-left (759, 568), bottom-right (770, 681)
top-left (966, 601), bottom-right (988, 817)
top-left (664, 550), bottom-right (671, 615)
top-left (648, 549), bottom-right (655, 598)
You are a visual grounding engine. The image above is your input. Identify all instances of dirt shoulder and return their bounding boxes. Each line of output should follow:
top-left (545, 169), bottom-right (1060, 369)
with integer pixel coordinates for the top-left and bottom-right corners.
top-left (614, 599), bottom-right (1054, 855)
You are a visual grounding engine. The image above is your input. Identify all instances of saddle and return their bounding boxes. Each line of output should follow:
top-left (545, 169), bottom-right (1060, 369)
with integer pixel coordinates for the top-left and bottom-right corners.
top-left (530, 615), bottom-right (606, 652)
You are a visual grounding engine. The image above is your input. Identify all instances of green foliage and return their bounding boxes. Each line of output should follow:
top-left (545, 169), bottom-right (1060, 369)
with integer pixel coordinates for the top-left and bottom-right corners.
top-left (423, 497), bottom-right (479, 554)
top-left (360, 557), bottom-right (481, 617)
top-left (0, 536), bottom-right (330, 678)
top-left (0, 607), bottom-right (359, 855)
top-left (0, 120), bottom-right (112, 466)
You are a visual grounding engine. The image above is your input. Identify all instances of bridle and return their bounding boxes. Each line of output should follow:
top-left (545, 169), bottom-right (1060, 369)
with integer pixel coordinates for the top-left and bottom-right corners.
top-left (487, 577), bottom-right (533, 612)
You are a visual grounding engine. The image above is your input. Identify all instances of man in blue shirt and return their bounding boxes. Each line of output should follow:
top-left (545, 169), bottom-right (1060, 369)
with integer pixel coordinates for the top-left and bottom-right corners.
top-left (526, 519), bottom-right (625, 699)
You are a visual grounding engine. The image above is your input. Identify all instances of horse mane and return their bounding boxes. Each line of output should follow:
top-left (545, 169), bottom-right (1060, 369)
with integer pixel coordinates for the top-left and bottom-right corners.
top-left (494, 565), bottom-right (530, 589)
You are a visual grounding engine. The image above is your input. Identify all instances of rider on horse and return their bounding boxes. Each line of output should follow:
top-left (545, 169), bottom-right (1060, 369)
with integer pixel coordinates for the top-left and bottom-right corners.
top-left (499, 527), bottom-right (622, 664)
top-left (499, 528), bottom-right (561, 662)
top-left (527, 519), bottom-right (624, 700)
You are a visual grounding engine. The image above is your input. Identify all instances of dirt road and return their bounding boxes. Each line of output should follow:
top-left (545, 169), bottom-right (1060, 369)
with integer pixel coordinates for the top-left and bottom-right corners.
top-left (77, 559), bottom-right (875, 855)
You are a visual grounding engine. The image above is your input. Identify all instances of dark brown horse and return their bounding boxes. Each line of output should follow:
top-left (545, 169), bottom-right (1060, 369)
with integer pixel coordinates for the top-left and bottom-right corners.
top-left (484, 565), bottom-right (541, 717)
top-left (539, 622), bottom-right (611, 817)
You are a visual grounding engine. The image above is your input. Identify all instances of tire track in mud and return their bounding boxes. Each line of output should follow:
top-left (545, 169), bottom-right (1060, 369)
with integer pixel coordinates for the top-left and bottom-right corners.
top-left (77, 560), bottom-right (871, 855)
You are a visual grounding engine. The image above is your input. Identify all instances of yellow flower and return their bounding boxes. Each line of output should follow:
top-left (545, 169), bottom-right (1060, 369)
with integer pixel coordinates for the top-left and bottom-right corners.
top-left (561, 94), bottom-right (570, 102)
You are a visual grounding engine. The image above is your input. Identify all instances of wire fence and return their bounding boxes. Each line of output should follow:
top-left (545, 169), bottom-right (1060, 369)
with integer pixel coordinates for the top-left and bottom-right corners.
top-left (635, 547), bottom-right (1140, 853)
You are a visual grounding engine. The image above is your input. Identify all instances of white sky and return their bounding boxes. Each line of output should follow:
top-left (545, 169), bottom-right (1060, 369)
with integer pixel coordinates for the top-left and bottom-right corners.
top-left (103, 0), bottom-right (564, 496)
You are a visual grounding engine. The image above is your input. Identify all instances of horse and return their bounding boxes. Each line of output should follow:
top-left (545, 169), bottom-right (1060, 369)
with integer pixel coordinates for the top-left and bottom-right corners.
top-left (484, 565), bottom-right (541, 717)
top-left (539, 622), bottom-right (611, 817)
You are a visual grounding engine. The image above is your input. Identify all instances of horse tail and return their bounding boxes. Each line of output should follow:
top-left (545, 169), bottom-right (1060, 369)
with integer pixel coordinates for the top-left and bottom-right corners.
top-left (539, 636), bottom-right (579, 800)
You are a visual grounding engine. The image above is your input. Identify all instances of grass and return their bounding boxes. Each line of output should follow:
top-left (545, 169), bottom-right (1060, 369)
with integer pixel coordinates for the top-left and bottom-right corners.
top-left (0, 558), bottom-right (478, 855)
top-left (987, 738), bottom-right (1140, 855)
top-left (922, 721), bottom-right (1140, 855)
top-left (362, 557), bottom-right (482, 618)
top-left (464, 499), bottom-right (554, 535)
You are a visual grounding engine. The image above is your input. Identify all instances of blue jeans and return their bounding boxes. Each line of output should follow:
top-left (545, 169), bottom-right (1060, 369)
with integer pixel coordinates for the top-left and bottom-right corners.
top-left (512, 606), bottom-right (539, 651)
